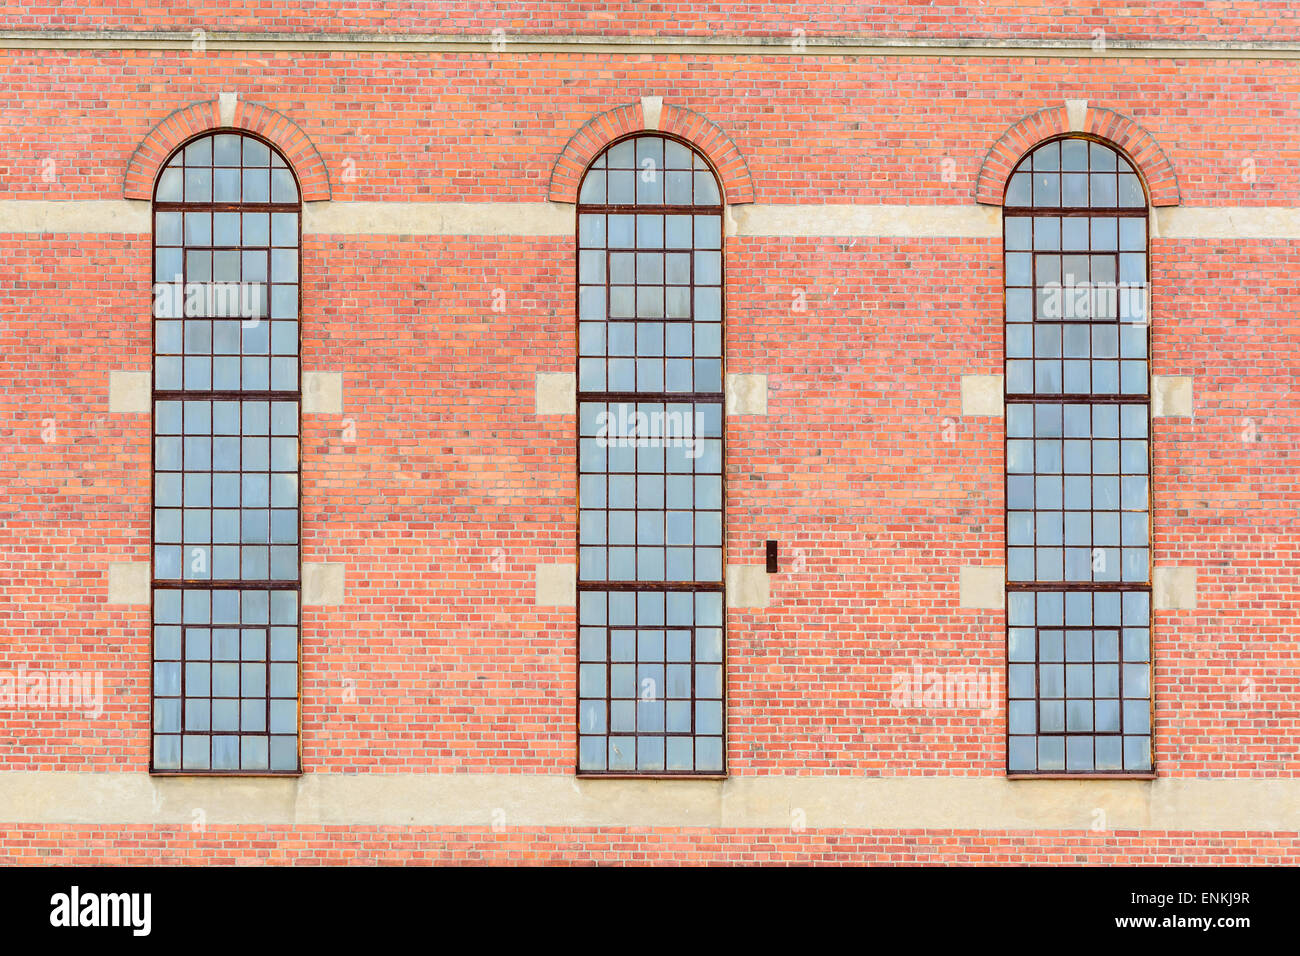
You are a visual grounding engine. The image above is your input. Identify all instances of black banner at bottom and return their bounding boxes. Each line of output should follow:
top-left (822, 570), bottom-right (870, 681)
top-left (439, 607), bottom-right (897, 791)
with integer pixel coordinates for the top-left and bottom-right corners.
top-left (0, 864), bottom-right (1280, 943)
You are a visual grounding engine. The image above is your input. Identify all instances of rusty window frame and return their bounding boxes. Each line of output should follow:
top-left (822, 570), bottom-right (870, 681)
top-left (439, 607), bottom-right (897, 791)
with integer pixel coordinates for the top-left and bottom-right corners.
top-left (575, 133), bottom-right (727, 777)
top-left (149, 130), bottom-right (303, 775)
top-left (1002, 135), bottom-right (1155, 777)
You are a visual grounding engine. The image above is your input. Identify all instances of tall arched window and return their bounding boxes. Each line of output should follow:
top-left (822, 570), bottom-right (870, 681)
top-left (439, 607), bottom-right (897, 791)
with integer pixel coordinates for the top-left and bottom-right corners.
top-left (575, 135), bottom-right (726, 775)
top-left (1003, 137), bottom-right (1152, 775)
top-left (151, 131), bottom-right (301, 773)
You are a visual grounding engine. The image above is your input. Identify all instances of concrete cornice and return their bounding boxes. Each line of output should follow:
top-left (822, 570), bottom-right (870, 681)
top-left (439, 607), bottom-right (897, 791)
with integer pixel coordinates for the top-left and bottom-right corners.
top-left (2, 30), bottom-right (1300, 59)
top-left (3, 772), bottom-right (1299, 831)
top-left (4, 201), bottom-right (1300, 240)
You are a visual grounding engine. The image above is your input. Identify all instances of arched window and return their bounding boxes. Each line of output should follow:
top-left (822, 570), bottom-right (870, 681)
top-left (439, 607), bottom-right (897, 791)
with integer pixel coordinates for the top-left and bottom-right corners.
top-left (150, 131), bottom-right (301, 773)
top-left (575, 135), bottom-right (726, 775)
top-left (1003, 137), bottom-right (1152, 775)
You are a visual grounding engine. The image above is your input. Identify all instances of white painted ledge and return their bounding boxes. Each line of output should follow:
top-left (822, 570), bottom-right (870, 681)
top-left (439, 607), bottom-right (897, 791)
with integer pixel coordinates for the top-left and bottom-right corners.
top-left (0, 200), bottom-right (151, 234)
top-left (2, 200), bottom-right (1299, 240)
top-left (2, 31), bottom-right (1300, 61)
top-left (1156, 206), bottom-right (1300, 239)
top-left (301, 201), bottom-right (574, 236)
top-left (4, 772), bottom-right (1298, 832)
top-left (731, 203), bottom-right (1001, 238)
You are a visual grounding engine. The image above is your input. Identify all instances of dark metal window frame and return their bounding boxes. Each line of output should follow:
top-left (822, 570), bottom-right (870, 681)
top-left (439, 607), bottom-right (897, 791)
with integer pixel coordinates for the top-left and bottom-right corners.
top-left (149, 129), bottom-right (303, 776)
top-left (1002, 134), bottom-right (1156, 779)
top-left (575, 132), bottom-right (728, 778)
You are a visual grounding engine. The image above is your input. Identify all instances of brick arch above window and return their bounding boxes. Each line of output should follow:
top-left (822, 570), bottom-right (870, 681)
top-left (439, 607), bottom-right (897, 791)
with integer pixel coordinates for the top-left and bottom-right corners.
top-left (976, 105), bottom-right (1180, 207)
top-left (124, 99), bottom-right (331, 201)
top-left (548, 102), bottom-right (755, 205)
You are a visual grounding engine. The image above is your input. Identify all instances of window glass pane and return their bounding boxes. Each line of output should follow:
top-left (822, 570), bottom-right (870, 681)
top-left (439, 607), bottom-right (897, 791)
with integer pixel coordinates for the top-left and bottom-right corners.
top-left (1003, 138), bottom-right (1151, 774)
top-left (152, 132), bottom-right (301, 773)
top-left (576, 136), bottom-right (725, 774)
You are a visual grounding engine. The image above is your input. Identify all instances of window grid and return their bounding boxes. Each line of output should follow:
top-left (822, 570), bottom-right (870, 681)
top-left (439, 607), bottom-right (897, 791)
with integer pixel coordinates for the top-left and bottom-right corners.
top-left (576, 134), bottom-right (726, 776)
top-left (578, 400), bottom-right (724, 584)
top-left (152, 398), bottom-right (300, 583)
top-left (151, 130), bottom-right (302, 775)
top-left (1006, 588), bottom-right (1152, 773)
top-left (1005, 400), bottom-right (1150, 585)
top-left (578, 589), bottom-right (725, 773)
top-left (1004, 213), bottom-right (1149, 398)
top-left (1003, 136), bottom-right (1153, 776)
top-left (151, 587), bottom-right (299, 772)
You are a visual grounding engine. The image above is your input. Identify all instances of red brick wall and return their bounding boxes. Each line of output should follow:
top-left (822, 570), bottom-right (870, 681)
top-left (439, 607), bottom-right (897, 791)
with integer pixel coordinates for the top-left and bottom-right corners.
top-left (1150, 240), bottom-right (1300, 774)
top-left (3, 2), bottom-right (1297, 41)
top-left (1, 41), bottom-right (1297, 862)
top-left (4, 826), bottom-right (1299, 866)
top-left (1, 54), bottom-right (1298, 204)
top-left (726, 237), bottom-right (1004, 775)
top-left (1, 233), bottom-right (150, 770)
top-left (299, 234), bottom-right (573, 773)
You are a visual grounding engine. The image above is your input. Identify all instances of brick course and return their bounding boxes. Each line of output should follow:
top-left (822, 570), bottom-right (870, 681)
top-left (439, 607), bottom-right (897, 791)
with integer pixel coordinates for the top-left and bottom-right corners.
top-left (0, 27), bottom-right (1296, 863)
top-left (1, 54), bottom-right (1298, 204)
top-left (3, 826), bottom-right (1298, 866)
top-left (2, 3), bottom-right (1297, 42)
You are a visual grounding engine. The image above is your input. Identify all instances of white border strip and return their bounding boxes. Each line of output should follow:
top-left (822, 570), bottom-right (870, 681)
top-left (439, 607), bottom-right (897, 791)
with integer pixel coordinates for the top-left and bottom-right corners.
top-left (4, 201), bottom-right (1300, 240)
top-left (732, 204), bottom-right (1001, 237)
top-left (301, 200), bottom-right (574, 236)
top-left (1156, 206), bottom-right (1300, 239)
top-left (3, 772), bottom-right (1298, 831)
top-left (0, 200), bottom-right (151, 233)
top-left (3, 31), bottom-right (1300, 60)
